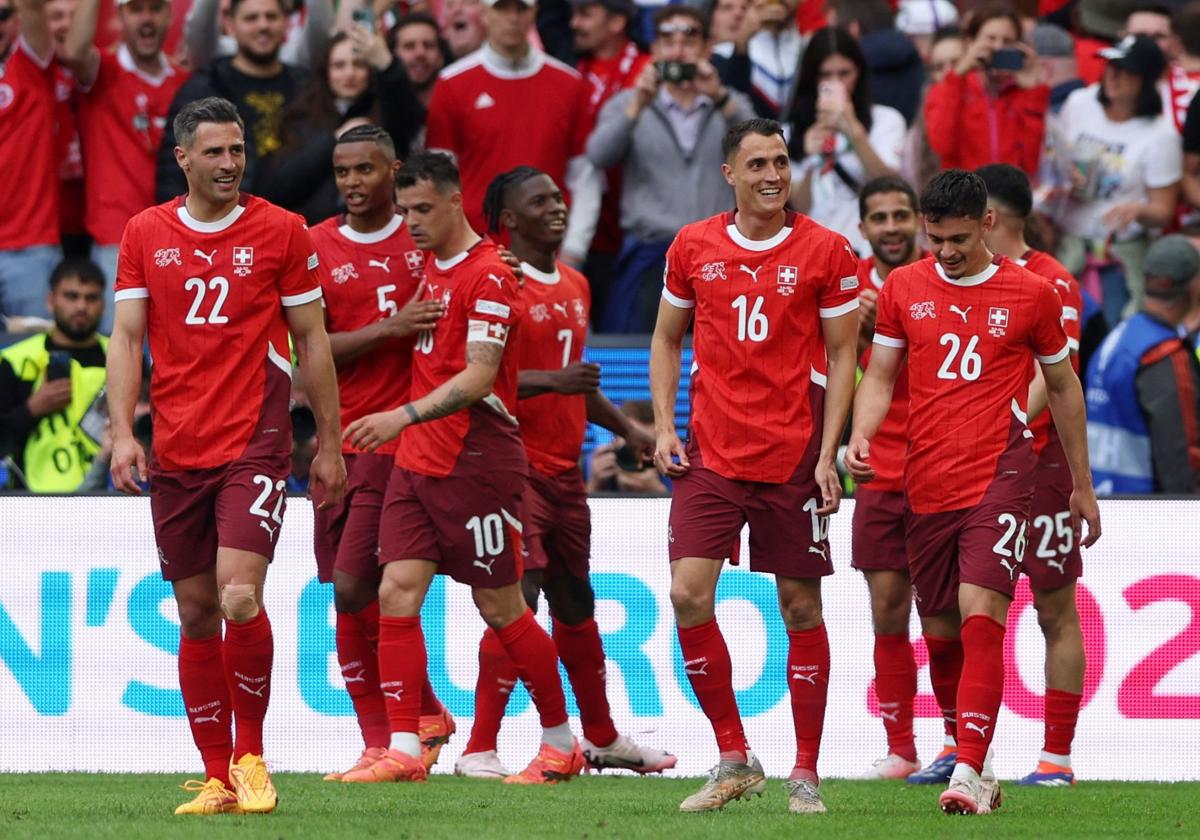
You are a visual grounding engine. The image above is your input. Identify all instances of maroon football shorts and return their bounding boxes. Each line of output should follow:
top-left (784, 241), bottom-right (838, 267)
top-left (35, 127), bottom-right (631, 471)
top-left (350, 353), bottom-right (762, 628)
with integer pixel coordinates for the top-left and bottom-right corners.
top-left (904, 463), bottom-right (1035, 617)
top-left (313, 452), bottom-right (392, 584)
top-left (523, 465), bottom-right (591, 579)
top-left (851, 488), bottom-right (909, 573)
top-left (378, 465), bottom-right (526, 589)
top-left (1022, 442), bottom-right (1083, 591)
top-left (150, 451), bottom-right (290, 582)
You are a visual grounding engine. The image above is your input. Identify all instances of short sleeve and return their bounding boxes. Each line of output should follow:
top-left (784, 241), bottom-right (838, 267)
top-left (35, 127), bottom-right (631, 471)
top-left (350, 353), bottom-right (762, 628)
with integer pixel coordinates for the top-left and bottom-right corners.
top-left (113, 219), bottom-right (149, 302)
top-left (279, 216), bottom-right (323, 307)
top-left (1144, 119), bottom-right (1184, 189)
top-left (818, 235), bottom-right (861, 318)
top-left (465, 264), bottom-right (521, 347)
top-left (873, 273), bottom-right (906, 348)
top-left (424, 78), bottom-right (456, 155)
top-left (661, 229), bottom-right (695, 309)
top-left (1031, 281), bottom-right (1070, 363)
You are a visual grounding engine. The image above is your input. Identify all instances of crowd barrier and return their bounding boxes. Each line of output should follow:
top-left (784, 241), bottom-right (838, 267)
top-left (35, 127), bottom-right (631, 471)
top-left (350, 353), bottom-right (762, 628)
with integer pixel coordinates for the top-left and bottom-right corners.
top-left (1, 496), bottom-right (1197, 780)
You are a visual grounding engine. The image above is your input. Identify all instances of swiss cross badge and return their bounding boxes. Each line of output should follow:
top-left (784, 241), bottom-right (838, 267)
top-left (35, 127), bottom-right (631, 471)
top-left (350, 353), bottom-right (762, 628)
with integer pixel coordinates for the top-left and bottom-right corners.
top-left (777, 265), bottom-right (798, 296)
top-left (988, 306), bottom-right (1009, 337)
top-left (404, 250), bottom-right (424, 271)
top-left (233, 246), bottom-right (254, 276)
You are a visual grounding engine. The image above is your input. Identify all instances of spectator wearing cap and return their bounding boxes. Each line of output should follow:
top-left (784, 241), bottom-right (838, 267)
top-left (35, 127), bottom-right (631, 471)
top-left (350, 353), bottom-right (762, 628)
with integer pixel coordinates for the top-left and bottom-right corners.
top-left (1086, 235), bottom-right (1200, 494)
top-left (923, 2), bottom-right (1049, 177)
top-left (1033, 22), bottom-right (1084, 112)
top-left (586, 5), bottom-right (754, 332)
top-left (828, 0), bottom-right (924, 125)
top-left (184, 0), bottom-right (333, 71)
top-left (1053, 35), bottom-right (1181, 324)
top-left (895, 0), bottom-right (958, 64)
top-left (710, 0), bottom-right (804, 120)
top-left (1162, 2), bottom-right (1200, 134)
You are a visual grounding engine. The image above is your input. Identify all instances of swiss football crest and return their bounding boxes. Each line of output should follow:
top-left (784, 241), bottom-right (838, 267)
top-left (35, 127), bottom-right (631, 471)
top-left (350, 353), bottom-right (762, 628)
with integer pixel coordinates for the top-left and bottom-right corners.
top-left (404, 250), bottom-right (424, 271)
top-left (909, 301), bottom-right (937, 320)
top-left (233, 247), bottom-right (254, 277)
top-left (777, 265), bottom-right (798, 296)
top-left (529, 303), bottom-right (550, 323)
top-left (700, 261), bottom-right (726, 282)
top-left (988, 306), bottom-right (1009, 337)
top-left (154, 248), bottom-right (181, 267)
top-left (573, 298), bottom-right (587, 326)
top-left (331, 263), bottom-right (358, 284)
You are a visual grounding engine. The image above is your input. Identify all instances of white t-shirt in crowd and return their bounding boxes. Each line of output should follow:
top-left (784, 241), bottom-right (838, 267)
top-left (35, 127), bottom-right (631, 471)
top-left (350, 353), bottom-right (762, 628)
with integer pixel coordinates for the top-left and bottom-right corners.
top-left (1055, 84), bottom-right (1182, 242)
top-left (805, 104), bottom-right (907, 255)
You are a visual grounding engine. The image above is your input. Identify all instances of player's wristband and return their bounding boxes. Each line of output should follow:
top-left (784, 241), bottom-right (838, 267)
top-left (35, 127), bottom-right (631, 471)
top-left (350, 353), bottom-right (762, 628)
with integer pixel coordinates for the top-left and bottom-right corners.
top-left (404, 404), bottom-right (419, 425)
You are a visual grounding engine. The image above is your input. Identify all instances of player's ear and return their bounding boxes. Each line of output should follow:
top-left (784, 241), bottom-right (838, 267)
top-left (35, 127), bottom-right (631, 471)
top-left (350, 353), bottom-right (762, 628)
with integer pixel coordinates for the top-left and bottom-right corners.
top-left (174, 146), bottom-right (189, 172)
top-left (721, 162), bottom-right (734, 188)
top-left (981, 208), bottom-right (995, 234)
top-left (499, 207), bottom-right (517, 231)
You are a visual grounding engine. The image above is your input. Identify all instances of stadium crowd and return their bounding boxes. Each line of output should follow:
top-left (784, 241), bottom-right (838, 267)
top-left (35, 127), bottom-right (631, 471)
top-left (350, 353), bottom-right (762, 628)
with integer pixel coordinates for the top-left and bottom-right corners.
top-left (0, 0), bottom-right (1199, 495)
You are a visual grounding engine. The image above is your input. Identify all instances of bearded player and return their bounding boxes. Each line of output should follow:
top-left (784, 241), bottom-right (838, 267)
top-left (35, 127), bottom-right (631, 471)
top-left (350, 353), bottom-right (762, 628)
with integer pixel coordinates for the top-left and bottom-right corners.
top-left (308, 125), bottom-right (457, 782)
top-left (452, 166), bottom-right (677, 779)
top-left (107, 96), bottom-right (347, 815)
top-left (344, 152), bottom-right (586, 785)
top-left (847, 169), bottom-right (1100, 816)
top-left (651, 118), bottom-right (860, 814)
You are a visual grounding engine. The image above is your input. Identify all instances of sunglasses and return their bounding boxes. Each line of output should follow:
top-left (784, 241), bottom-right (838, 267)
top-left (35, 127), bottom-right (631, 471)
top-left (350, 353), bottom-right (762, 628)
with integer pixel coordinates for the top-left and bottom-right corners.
top-left (656, 22), bottom-right (701, 37)
top-left (0, 8), bottom-right (13, 21)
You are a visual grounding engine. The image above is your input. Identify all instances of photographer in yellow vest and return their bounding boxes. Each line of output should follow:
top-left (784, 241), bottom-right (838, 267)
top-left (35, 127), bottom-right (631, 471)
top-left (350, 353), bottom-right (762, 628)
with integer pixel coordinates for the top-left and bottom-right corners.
top-left (0, 258), bottom-right (107, 492)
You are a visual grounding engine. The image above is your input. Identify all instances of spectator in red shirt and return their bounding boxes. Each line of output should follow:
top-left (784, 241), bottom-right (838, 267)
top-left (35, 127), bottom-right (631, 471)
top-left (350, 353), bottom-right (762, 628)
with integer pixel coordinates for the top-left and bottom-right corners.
top-left (923, 2), bottom-right (1049, 177)
top-left (44, 0), bottom-right (86, 249)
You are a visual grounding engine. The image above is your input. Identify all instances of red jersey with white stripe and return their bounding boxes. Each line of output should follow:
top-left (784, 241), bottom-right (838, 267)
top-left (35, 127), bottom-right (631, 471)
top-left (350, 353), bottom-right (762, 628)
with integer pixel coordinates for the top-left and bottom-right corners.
top-left (0, 38), bottom-right (59, 249)
top-left (425, 46), bottom-right (590, 234)
top-left (1020, 249), bottom-right (1082, 455)
top-left (663, 211), bottom-right (860, 483)
top-left (873, 256), bottom-right (1069, 513)
top-left (515, 261), bottom-right (591, 476)
top-left (1164, 63), bottom-right (1200, 133)
top-left (310, 213), bottom-right (425, 455)
top-left (77, 46), bottom-right (188, 245)
top-left (857, 255), bottom-right (916, 492)
top-left (394, 239), bottom-right (526, 478)
top-left (115, 194), bottom-right (323, 471)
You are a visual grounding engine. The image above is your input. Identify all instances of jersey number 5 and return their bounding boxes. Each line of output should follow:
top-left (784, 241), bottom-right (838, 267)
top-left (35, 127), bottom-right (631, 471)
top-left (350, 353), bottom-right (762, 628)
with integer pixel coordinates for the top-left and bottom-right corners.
top-left (184, 277), bottom-right (230, 325)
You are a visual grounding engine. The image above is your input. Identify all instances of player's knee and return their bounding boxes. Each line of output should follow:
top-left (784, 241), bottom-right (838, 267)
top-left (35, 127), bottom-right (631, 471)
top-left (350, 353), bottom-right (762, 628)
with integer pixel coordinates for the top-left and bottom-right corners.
top-left (177, 596), bottom-right (222, 638)
top-left (780, 599), bottom-right (823, 631)
top-left (333, 575), bottom-right (378, 614)
top-left (219, 583), bottom-right (260, 623)
top-left (474, 586), bottom-right (526, 628)
top-left (670, 578), bottom-right (714, 625)
top-left (1033, 596), bottom-right (1079, 637)
top-left (544, 573), bottom-right (594, 626)
top-left (520, 574), bottom-right (543, 613)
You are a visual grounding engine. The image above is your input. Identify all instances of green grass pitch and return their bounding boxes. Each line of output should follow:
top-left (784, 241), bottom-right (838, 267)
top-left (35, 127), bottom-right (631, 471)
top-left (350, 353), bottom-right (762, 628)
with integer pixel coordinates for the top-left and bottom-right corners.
top-left (1, 775), bottom-right (1197, 839)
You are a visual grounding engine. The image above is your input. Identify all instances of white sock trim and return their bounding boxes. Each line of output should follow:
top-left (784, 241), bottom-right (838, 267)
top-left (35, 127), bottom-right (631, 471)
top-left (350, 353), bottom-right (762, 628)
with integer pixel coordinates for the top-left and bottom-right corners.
top-left (541, 722), bottom-right (574, 753)
top-left (389, 732), bottom-right (421, 757)
top-left (1040, 750), bottom-right (1071, 767)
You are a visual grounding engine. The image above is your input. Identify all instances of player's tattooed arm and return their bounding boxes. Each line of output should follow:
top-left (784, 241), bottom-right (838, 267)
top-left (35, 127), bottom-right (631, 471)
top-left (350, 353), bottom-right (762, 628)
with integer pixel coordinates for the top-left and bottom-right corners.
top-left (412, 385), bottom-right (472, 423)
top-left (401, 340), bottom-right (504, 424)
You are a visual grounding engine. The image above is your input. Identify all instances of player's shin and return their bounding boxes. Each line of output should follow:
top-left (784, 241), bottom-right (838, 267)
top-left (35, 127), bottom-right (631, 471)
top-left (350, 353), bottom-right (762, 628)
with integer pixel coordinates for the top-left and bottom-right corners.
top-left (180, 634), bottom-right (234, 786)
top-left (336, 602), bottom-right (389, 749)
top-left (955, 616), bottom-right (1006, 773)
top-left (1043, 689), bottom-right (1083, 768)
top-left (874, 632), bottom-right (918, 762)
top-left (223, 611), bottom-right (273, 761)
top-left (464, 627), bottom-right (518, 754)
top-left (496, 610), bottom-right (573, 752)
top-left (924, 634), bottom-right (965, 747)
top-left (677, 618), bottom-right (748, 761)
top-left (554, 618), bottom-right (619, 748)
top-left (377, 616), bottom-right (426, 756)
top-left (787, 624), bottom-right (830, 781)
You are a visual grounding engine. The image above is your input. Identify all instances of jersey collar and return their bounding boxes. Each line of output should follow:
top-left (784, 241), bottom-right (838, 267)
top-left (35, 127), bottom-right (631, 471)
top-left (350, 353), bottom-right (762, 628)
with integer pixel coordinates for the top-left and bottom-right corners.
top-left (480, 42), bottom-right (545, 80)
top-left (934, 256), bottom-right (1001, 287)
top-left (521, 262), bottom-right (560, 285)
top-left (724, 210), bottom-right (795, 252)
top-left (176, 196), bottom-right (246, 233)
top-left (117, 43), bottom-right (176, 87)
top-left (337, 213), bottom-right (405, 244)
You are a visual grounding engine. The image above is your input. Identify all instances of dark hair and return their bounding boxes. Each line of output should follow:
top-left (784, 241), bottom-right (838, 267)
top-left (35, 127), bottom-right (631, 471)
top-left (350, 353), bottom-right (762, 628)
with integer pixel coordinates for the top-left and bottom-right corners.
top-left (786, 27), bottom-right (873, 160)
top-left (335, 123), bottom-right (397, 159)
top-left (858, 175), bottom-right (918, 220)
top-left (1096, 62), bottom-right (1164, 118)
top-left (230, 0), bottom-right (287, 15)
top-left (651, 5), bottom-right (709, 40)
top-left (395, 151), bottom-right (461, 192)
top-left (976, 163), bottom-right (1032, 218)
top-left (1130, 2), bottom-right (1175, 20)
top-left (49, 257), bottom-right (106, 291)
top-left (931, 25), bottom-right (963, 46)
top-left (482, 166), bottom-right (545, 233)
top-left (964, 2), bottom-right (1020, 41)
top-left (174, 97), bottom-right (244, 149)
top-left (828, 0), bottom-right (894, 35)
top-left (279, 33), bottom-right (378, 155)
top-left (387, 11), bottom-right (453, 66)
top-left (722, 118), bottom-right (785, 159)
top-left (1175, 2), bottom-right (1200, 57)
top-left (919, 169), bottom-right (988, 221)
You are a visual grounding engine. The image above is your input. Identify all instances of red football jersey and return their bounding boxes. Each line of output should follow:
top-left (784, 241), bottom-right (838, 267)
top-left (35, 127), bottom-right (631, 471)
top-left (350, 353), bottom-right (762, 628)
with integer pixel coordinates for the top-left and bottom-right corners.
top-left (425, 48), bottom-right (590, 234)
top-left (77, 47), bottom-right (188, 245)
top-left (310, 213), bottom-right (425, 455)
top-left (394, 239), bottom-right (526, 479)
top-left (857, 255), bottom-right (915, 493)
top-left (873, 256), bottom-right (1069, 513)
top-left (115, 195), bottom-right (323, 471)
top-left (663, 211), bottom-right (860, 483)
top-left (52, 64), bottom-right (85, 236)
top-left (1020, 249), bottom-right (1083, 455)
top-left (514, 261), bottom-right (591, 476)
top-left (0, 39), bottom-right (59, 249)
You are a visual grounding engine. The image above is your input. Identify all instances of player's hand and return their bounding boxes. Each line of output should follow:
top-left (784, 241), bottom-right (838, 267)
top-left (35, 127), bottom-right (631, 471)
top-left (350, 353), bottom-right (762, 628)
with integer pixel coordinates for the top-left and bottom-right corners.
top-left (387, 297), bottom-right (443, 337)
top-left (587, 444), bottom-right (619, 489)
top-left (844, 435), bottom-right (875, 484)
top-left (858, 288), bottom-right (878, 333)
top-left (623, 422), bottom-right (656, 463)
top-left (803, 125), bottom-right (832, 158)
top-left (629, 62), bottom-right (659, 115)
top-left (348, 22), bottom-right (392, 71)
top-left (1101, 202), bottom-right (1143, 232)
top-left (1071, 485), bottom-right (1102, 548)
top-left (956, 40), bottom-right (993, 76)
top-left (814, 456), bottom-right (842, 515)
top-left (26, 378), bottom-right (73, 417)
top-left (497, 248), bottom-right (525, 285)
top-left (344, 409), bottom-right (407, 452)
top-left (110, 434), bottom-right (147, 495)
top-left (692, 60), bottom-right (724, 101)
top-left (552, 361), bottom-right (601, 394)
top-left (653, 430), bottom-right (689, 477)
top-left (754, 0), bottom-right (789, 29)
top-left (309, 449), bottom-right (347, 510)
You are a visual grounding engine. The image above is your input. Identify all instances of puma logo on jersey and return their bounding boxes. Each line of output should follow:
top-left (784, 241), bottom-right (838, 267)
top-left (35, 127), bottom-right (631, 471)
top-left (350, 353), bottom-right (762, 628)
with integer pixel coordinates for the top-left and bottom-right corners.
top-left (474, 556), bottom-right (498, 575)
top-left (964, 721), bottom-right (990, 738)
top-left (194, 248), bottom-right (216, 266)
top-left (999, 556), bottom-right (1018, 581)
top-left (808, 544), bottom-right (827, 561)
top-left (738, 264), bottom-right (762, 282)
top-left (259, 521), bottom-right (278, 542)
top-left (369, 257), bottom-right (391, 273)
top-left (552, 302), bottom-right (569, 318)
top-left (342, 669), bottom-right (366, 684)
top-left (1055, 277), bottom-right (1071, 291)
top-left (487, 273), bottom-right (505, 289)
top-left (949, 304), bottom-right (972, 323)
top-left (474, 92), bottom-right (496, 109)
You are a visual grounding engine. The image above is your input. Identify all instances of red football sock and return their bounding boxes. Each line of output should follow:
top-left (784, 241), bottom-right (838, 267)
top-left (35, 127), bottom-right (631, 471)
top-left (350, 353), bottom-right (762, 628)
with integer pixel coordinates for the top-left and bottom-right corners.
top-left (420, 675), bottom-right (442, 716)
top-left (377, 615), bottom-right (425, 736)
top-left (924, 634), bottom-right (964, 743)
top-left (956, 615), bottom-right (1006, 773)
top-left (554, 618), bottom-right (618, 747)
top-left (179, 633), bottom-right (233, 785)
top-left (336, 601), bottom-right (389, 749)
top-left (496, 609), bottom-right (568, 729)
top-left (223, 610), bottom-right (273, 761)
top-left (1043, 689), bottom-right (1082, 761)
top-left (787, 624), bottom-right (830, 779)
top-left (874, 632), bottom-right (918, 762)
top-left (464, 627), bottom-right (518, 754)
top-left (677, 618), bottom-right (748, 759)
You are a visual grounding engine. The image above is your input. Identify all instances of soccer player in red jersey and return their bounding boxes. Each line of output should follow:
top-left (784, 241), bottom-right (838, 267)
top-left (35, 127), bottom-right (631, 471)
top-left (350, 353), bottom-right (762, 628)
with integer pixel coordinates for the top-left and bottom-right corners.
top-left (850, 176), bottom-right (934, 781)
top-left (452, 166), bottom-right (677, 779)
top-left (307, 125), bottom-right (456, 782)
top-left (106, 97), bottom-right (347, 816)
top-left (60, 0), bottom-right (187, 333)
top-left (976, 163), bottom-right (1087, 788)
top-left (847, 169), bottom-right (1101, 816)
top-left (424, 0), bottom-right (600, 263)
top-left (651, 119), bottom-right (860, 814)
top-left (343, 152), bottom-right (586, 786)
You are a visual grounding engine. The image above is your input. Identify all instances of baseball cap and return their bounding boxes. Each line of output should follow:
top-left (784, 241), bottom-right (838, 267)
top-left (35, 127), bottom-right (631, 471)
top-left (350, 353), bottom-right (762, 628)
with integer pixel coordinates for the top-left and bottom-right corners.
top-left (1143, 235), bottom-right (1200, 299)
top-left (895, 0), bottom-right (959, 36)
top-left (568, 0), bottom-right (636, 16)
top-left (1032, 23), bottom-right (1075, 58)
top-left (1098, 34), bottom-right (1167, 79)
top-left (481, 0), bottom-right (536, 7)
